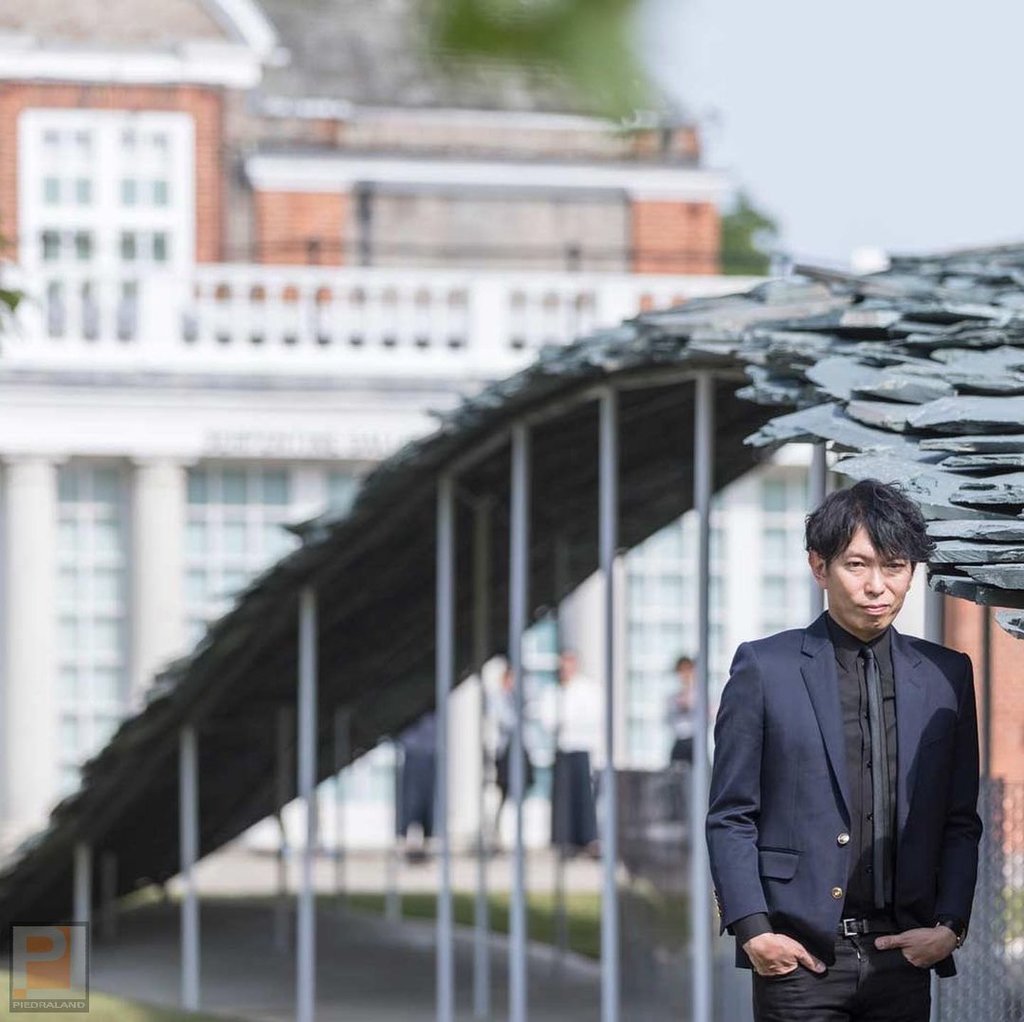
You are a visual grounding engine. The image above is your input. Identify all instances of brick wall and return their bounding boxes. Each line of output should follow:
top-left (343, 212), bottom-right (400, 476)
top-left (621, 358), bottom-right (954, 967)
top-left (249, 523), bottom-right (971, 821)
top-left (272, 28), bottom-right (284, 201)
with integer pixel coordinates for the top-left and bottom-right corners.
top-left (630, 199), bottom-right (720, 275)
top-left (253, 190), bottom-right (348, 265)
top-left (944, 597), bottom-right (1024, 782)
top-left (0, 81), bottom-right (223, 262)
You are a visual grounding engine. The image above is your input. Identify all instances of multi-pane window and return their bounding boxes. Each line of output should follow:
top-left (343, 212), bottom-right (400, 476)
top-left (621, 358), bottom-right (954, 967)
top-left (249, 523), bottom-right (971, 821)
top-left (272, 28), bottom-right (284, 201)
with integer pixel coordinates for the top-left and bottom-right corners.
top-left (19, 109), bottom-right (194, 341)
top-left (624, 495), bottom-right (734, 768)
top-left (519, 615), bottom-right (560, 795)
top-left (622, 464), bottom-right (817, 769)
top-left (56, 464), bottom-right (130, 795)
top-left (184, 466), bottom-right (299, 646)
top-left (760, 468), bottom-right (810, 635)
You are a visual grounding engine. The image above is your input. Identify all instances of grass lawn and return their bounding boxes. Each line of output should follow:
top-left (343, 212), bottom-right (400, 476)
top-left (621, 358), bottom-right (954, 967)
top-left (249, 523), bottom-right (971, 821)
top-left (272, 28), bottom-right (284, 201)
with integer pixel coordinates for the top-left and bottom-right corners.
top-left (343, 883), bottom-right (691, 962)
top-left (346, 889), bottom-right (604, 960)
top-left (1007, 886), bottom-right (1024, 940)
top-left (0, 971), bottom-right (239, 1021)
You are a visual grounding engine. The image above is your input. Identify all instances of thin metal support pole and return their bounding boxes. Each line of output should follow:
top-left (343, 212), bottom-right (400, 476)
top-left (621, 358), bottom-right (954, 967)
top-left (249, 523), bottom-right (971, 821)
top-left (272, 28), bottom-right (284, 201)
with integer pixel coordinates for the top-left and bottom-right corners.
top-left (179, 725), bottom-right (200, 1011)
top-left (436, 474), bottom-right (456, 1022)
top-left (553, 535), bottom-right (570, 968)
top-left (333, 707), bottom-right (351, 906)
top-left (472, 500), bottom-right (493, 1022)
top-left (508, 422), bottom-right (531, 1022)
top-left (73, 841), bottom-right (92, 928)
top-left (100, 852), bottom-right (117, 941)
top-left (599, 387), bottom-right (621, 1022)
top-left (296, 587), bottom-right (318, 1022)
top-left (691, 373), bottom-right (714, 1022)
top-left (980, 605), bottom-right (992, 780)
top-left (274, 706), bottom-right (293, 952)
top-left (809, 444), bottom-right (828, 620)
top-left (386, 740), bottom-right (403, 923)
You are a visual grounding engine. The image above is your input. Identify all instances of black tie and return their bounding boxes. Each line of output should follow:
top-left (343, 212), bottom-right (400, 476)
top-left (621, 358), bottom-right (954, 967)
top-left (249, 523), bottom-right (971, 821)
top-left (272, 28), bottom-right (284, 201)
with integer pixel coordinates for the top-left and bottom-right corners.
top-left (861, 646), bottom-right (890, 910)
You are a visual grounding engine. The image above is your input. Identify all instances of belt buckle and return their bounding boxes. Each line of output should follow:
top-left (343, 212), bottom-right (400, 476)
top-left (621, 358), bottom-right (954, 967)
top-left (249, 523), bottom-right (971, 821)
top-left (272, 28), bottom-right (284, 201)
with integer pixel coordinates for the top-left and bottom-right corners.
top-left (841, 918), bottom-right (860, 938)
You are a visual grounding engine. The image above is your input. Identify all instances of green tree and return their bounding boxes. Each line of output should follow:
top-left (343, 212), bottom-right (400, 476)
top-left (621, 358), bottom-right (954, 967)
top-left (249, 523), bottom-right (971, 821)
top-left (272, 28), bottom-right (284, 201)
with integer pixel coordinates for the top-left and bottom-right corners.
top-left (0, 231), bottom-right (21, 332)
top-left (428, 0), bottom-right (649, 119)
top-left (720, 191), bottom-right (780, 276)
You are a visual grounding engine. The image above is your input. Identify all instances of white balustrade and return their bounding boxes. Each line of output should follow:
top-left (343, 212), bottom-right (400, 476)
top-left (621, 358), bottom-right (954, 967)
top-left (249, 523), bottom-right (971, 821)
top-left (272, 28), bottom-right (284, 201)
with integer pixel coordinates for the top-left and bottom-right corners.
top-left (0, 263), bottom-right (759, 378)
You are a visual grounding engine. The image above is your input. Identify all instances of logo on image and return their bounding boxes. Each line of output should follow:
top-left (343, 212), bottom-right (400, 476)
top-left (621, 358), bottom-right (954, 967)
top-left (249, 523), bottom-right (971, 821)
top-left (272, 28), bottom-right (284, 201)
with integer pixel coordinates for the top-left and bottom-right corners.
top-left (9, 924), bottom-right (89, 1013)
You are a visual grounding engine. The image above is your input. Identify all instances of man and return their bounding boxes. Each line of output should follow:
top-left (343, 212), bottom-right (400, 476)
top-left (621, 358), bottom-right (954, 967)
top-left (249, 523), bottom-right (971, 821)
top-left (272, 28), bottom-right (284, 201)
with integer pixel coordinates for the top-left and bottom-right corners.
top-left (667, 654), bottom-right (696, 765)
top-left (545, 650), bottom-right (603, 856)
top-left (707, 479), bottom-right (982, 1021)
top-left (490, 662), bottom-right (535, 847)
top-left (396, 712), bottom-right (437, 863)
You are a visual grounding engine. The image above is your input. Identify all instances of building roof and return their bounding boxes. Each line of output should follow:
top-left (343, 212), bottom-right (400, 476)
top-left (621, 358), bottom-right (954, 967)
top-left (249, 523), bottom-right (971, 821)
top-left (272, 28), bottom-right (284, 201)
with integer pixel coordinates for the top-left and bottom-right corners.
top-left (3, 245), bottom-right (1024, 925)
top-left (254, 0), bottom-right (678, 121)
top-left (0, 0), bottom-right (227, 48)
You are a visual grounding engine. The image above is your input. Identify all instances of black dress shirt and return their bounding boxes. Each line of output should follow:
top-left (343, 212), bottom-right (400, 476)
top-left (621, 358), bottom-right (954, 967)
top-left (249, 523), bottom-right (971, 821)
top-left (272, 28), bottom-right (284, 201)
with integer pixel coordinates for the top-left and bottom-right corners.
top-left (732, 614), bottom-right (899, 946)
top-left (827, 614), bottom-right (898, 918)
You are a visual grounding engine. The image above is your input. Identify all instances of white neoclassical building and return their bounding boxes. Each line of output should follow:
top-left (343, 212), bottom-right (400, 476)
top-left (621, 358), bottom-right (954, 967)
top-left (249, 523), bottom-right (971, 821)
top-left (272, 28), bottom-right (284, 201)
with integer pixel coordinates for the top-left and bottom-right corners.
top-left (2, 0), bottom-right (897, 857)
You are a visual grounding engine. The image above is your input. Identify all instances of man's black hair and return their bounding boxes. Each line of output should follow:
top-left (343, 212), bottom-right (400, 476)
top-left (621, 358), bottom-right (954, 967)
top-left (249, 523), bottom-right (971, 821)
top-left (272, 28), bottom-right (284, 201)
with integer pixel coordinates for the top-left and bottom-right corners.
top-left (804, 479), bottom-right (934, 566)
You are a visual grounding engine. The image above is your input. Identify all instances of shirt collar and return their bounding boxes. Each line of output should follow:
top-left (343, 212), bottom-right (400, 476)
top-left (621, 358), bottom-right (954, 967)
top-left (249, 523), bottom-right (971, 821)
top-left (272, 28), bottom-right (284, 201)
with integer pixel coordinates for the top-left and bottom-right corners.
top-left (825, 612), bottom-right (892, 672)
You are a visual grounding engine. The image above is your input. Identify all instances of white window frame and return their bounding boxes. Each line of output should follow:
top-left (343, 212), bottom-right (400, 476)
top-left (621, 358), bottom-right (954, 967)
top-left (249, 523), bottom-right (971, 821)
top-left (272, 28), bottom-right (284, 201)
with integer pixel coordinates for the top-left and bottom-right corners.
top-left (20, 108), bottom-right (195, 273)
top-left (56, 462), bottom-right (130, 794)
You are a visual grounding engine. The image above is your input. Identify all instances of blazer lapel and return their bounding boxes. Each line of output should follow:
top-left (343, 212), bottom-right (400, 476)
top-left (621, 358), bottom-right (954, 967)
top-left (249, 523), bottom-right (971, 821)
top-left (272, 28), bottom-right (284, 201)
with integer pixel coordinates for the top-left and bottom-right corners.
top-left (800, 613), bottom-right (851, 824)
top-left (890, 627), bottom-right (925, 837)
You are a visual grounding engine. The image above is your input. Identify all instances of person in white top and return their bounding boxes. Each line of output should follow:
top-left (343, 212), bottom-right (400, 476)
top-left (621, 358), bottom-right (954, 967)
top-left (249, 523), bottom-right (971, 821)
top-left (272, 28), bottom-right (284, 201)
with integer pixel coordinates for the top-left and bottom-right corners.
top-left (546, 650), bottom-right (603, 855)
top-left (490, 663), bottom-right (535, 846)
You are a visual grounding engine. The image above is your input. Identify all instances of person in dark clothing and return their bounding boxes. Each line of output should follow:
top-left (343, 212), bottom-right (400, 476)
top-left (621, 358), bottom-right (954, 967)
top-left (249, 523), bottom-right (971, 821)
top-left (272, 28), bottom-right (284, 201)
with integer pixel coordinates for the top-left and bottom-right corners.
top-left (396, 713), bottom-right (437, 861)
top-left (707, 479), bottom-right (981, 1022)
top-left (667, 654), bottom-right (696, 765)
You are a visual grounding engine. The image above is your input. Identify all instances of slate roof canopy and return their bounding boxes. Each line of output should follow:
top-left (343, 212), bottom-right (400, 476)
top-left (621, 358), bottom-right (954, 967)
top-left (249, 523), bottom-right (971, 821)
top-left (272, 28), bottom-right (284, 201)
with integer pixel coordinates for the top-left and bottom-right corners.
top-left (4, 244), bottom-right (1024, 929)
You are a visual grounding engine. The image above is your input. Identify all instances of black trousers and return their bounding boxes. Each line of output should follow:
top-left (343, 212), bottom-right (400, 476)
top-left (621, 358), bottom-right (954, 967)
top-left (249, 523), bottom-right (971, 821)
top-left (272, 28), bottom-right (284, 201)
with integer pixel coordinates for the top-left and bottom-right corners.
top-left (550, 750), bottom-right (597, 849)
top-left (397, 749), bottom-right (435, 838)
top-left (752, 934), bottom-right (931, 1022)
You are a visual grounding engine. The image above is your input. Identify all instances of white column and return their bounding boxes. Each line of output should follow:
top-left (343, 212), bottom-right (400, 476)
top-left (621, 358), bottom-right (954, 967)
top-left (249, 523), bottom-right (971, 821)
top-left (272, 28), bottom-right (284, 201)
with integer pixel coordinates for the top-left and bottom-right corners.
top-left (1, 457), bottom-right (59, 849)
top-left (612, 555), bottom-right (628, 766)
top-left (131, 460), bottom-right (187, 704)
top-left (449, 680), bottom-right (482, 843)
top-left (560, 573), bottom-right (602, 676)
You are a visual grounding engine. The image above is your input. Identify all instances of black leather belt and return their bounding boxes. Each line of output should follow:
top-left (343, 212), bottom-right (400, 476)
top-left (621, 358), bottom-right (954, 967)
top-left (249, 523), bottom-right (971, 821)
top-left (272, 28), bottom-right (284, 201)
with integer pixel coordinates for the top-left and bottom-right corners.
top-left (838, 917), bottom-right (898, 938)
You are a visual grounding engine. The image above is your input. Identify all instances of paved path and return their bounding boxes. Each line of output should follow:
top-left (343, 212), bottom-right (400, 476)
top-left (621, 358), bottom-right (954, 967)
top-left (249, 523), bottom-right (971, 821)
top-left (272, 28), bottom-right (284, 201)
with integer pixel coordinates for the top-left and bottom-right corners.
top-left (91, 899), bottom-right (601, 1022)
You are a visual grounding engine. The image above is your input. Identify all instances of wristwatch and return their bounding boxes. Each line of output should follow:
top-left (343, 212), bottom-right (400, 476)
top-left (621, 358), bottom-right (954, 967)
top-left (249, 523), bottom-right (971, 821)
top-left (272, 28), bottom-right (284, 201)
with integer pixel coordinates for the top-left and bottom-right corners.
top-left (935, 916), bottom-right (967, 949)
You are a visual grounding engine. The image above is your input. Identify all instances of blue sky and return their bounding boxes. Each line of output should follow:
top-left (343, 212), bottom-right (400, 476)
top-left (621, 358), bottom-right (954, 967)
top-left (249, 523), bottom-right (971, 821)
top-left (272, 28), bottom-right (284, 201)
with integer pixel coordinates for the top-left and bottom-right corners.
top-left (639, 0), bottom-right (1024, 265)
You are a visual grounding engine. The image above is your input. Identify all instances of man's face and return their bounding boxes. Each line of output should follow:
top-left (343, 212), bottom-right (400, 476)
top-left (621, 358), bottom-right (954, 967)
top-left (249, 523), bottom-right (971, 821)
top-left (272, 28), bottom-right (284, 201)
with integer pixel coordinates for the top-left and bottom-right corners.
top-left (808, 525), bottom-right (914, 642)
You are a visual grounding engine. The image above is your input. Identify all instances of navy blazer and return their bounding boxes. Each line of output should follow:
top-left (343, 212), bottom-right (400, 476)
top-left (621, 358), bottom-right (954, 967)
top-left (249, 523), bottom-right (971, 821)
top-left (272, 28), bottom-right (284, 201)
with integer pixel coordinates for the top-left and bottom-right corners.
top-left (706, 612), bottom-right (982, 977)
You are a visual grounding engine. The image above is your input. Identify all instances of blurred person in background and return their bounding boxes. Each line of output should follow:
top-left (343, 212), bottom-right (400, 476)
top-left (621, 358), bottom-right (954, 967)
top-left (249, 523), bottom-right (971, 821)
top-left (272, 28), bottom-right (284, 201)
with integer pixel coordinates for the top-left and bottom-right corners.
top-left (545, 649), bottom-right (603, 857)
top-left (491, 662), bottom-right (535, 849)
top-left (666, 653), bottom-right (696, 766)
top-left (396, 712), bottom-right (437, 863)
